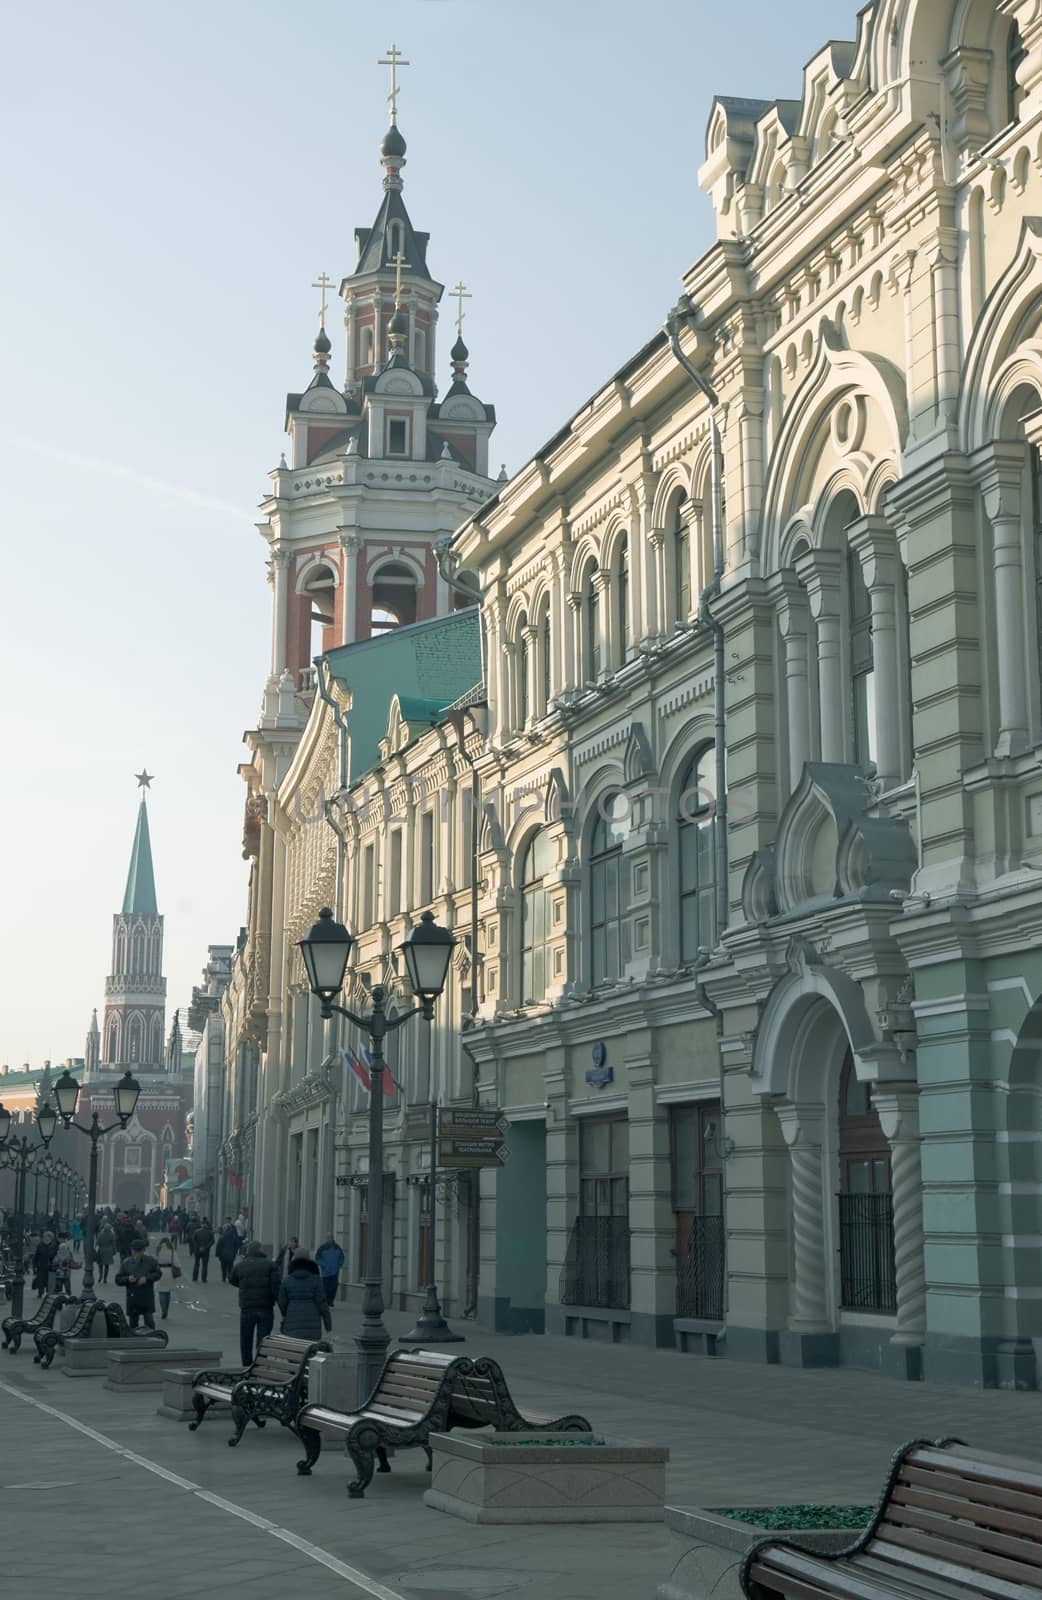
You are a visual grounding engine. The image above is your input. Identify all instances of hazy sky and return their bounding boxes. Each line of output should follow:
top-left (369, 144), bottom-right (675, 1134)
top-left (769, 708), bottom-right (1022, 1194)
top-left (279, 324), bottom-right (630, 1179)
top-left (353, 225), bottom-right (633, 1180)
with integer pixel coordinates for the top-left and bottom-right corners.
top-left (1, 0), bottom-right (844, 1065)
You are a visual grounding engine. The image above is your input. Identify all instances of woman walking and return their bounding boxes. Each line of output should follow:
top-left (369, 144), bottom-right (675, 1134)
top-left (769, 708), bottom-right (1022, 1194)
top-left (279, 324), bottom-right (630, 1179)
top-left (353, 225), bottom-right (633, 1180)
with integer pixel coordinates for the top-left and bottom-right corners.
top-left (154, 1234), bottom-right (178, 1320)
top-left (277, 1251), bottom-right (332, 1341)
top-left (94, 1220), bottom-right (116, 1285)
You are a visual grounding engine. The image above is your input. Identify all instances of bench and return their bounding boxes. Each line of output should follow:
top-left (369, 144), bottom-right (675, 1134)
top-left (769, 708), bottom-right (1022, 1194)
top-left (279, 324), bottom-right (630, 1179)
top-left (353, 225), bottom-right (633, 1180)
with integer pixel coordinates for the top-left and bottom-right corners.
top-left (34, 1298), bottom-right (168, 1368)
top-left (188, 1333), bottom-right (331, 1447)
top-left (741, 1436), bottom-right (1042, 1600)
top-left (295, 1348), bottom-right (593, 1498)
top-left (2, 1292), bottom-right (73, 1353)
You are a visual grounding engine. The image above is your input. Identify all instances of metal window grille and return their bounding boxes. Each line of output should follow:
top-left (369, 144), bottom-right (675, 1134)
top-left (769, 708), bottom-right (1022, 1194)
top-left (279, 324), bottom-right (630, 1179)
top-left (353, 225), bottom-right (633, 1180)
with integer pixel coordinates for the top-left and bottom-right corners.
top-left (838, 1191), bottom-right (896, 1313)
top-left (559, 1215), bottom-right (630, 1310)
top-left (676, 1213), bottom-right (725, 1320)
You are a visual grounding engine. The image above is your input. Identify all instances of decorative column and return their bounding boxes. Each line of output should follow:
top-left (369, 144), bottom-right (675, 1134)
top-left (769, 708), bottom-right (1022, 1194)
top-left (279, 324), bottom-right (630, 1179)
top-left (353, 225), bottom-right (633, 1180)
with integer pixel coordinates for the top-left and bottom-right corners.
top-left (522, 624), bottom-right (539, 724)
top-left (848, 516), bottom-right (903, 786)
top-left (871, 1086), bottom-right (926, 1361)
top-left (795, 547), bottom-right (845, 762)
top-left (648, 528), bottom-right (667, 634)
top-left (549, 548), bottom-right (568, 700)
top-left (270, 548), bottom-right (289, 677)
top-left (565, 592), bottom-right (582, 694)
top-left (502, 640), bottom-right (520, 735)
top-left (771, 572), bottom-right (813, 791)
top-left (338, 533), bottom-right (361, 645)
top-left (775, 1104), bottom-right (831, 1335)
top-left (976, 442), bottom-right (1030, 757)
top-left (593, 568), bottom-right (611, 678)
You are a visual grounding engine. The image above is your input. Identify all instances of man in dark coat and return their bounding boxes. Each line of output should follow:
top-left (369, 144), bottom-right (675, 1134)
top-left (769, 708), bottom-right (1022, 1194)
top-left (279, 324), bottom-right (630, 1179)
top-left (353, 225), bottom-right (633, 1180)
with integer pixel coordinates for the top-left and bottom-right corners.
top-left (277, 1252), bottom-right (332, 1341)
top-left (230, 1242), bottom-right (280, 1365)
top-left (114, 1240), bottom-right (161, 1330)
top-left (215, 1221), bottom-right (240, 1283)
top-left (191, 1218), bottom-right (214, 1283)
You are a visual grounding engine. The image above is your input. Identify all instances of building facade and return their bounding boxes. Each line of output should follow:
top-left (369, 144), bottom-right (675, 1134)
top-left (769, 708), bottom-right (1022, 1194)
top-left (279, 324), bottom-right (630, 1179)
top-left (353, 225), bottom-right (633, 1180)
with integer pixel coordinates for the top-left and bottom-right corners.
top-left (228, 0), bottom-right (1042, 1388)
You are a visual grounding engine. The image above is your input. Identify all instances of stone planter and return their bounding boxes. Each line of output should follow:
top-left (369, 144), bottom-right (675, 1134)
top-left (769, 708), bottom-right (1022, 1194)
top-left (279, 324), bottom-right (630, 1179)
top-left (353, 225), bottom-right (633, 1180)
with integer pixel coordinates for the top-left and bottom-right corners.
top-left (656, 1506), bottom-right (867, 1600)
top-left (157, 1364), bottom-right (226, 1421)
top-left (424, 1432), bottom-right (668, 1524)
top-left (106, 1346), bottom-right (221, 1393)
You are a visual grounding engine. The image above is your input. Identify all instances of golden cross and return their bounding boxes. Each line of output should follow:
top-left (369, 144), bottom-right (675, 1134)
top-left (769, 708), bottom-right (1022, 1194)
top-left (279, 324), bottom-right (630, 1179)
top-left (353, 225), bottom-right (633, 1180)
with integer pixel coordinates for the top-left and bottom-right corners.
top-left (378, 43), bottom-right (410, 123)
top-left (451, 280), bottom-right (472, 337)
top-left (311, 272), bottom-right (334, 326)
top-left (391, 250), bottom-right (411, 306)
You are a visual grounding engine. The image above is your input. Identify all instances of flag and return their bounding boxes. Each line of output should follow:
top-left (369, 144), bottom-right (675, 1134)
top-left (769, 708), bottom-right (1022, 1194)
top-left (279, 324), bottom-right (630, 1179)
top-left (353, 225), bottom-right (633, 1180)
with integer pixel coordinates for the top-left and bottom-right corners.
top-left (342, 1048), bottom-right (370, 1092)
top-left (359, 1045), bottom-right (399, 1098)
top-left (227, 1172), bottom-right (243, 1190)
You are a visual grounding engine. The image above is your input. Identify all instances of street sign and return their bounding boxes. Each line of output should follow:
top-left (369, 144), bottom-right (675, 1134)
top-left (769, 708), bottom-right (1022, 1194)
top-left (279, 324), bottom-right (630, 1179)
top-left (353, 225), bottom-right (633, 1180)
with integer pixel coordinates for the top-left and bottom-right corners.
top-left (438, 1133), bottom-right (509, 1169)
top-left (438, 1107), bottom-right (508, 1135)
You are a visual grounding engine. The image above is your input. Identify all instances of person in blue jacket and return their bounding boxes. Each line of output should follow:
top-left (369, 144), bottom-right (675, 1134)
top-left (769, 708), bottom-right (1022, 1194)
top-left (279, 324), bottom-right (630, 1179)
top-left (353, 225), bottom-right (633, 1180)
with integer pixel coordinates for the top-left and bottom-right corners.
top-left (315, 1235), bottom-right (345, 1306)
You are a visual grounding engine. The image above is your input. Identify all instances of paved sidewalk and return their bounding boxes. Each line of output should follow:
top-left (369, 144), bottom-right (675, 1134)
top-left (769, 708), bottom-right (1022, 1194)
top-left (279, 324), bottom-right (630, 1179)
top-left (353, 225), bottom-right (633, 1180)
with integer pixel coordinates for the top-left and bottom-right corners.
top-left (1, 1275), bottom-right (1041, 1599)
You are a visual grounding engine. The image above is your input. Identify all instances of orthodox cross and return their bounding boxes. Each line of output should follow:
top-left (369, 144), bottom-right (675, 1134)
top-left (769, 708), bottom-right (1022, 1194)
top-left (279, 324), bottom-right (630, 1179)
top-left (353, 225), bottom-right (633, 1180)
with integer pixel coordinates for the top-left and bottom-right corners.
top-left (391, 250), bottom-right (411, 307)
top-left (311, 272), bottom-right (334, 326)
top-left (378, 43), bottom-right (410, 123)
top-left (451, 280), bottom-right (472, 337)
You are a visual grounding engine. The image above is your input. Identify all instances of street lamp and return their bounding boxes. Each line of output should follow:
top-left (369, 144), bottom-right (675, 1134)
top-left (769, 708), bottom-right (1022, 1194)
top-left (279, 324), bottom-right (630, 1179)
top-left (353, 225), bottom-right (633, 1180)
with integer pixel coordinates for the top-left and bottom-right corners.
top-left (52, 1067), bottom-right (140, 1306)
top-left (0, 1099), bottom-right (58, 1321)
top-left (299, 908), bottom-right (455, 1402)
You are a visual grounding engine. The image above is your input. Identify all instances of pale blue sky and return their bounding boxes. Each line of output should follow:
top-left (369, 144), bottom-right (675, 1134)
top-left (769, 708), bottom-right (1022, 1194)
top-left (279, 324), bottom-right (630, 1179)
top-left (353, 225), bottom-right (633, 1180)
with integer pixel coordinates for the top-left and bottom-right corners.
top-left (1, 0), bottom-right (844, 1065)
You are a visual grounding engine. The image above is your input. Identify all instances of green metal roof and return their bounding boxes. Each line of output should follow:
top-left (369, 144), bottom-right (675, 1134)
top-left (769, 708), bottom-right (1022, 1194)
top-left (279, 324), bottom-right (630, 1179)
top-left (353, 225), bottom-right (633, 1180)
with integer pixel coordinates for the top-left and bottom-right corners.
top-left (122, 798), bottom-right (158, 915)
top-left (322, 610), bottom-right (481, 783)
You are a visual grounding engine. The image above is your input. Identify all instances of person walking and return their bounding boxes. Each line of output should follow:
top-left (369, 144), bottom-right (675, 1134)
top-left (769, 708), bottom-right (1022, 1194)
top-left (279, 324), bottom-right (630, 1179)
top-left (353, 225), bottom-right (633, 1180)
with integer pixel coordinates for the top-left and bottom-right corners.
top-left (70, 1215), bottom-right (83, 1258)
top-left (234, 1211), bottom-right (247, 1246)
top-left (215, 1221), bottom-right (239, 1284)
top-left (191, 1218), bottom-right (214, 1283)
top-left (32, 1232), bottom-right (57, 1294)
top-left (275, 1236), bottom-right (299, 1281)
top-left (94, 1220), bottom-right (116, 1284)
top-left (169, 1213), bottom-right (181, 1251)
top-left (230, 1242), bottom-right (280, 1365)
top-left (315, 1235), bottom-right (345, 1307)
top-left (114, 1240), bottom-right (161, 1330)
top-left (154, 1234), bottom-right (178, 1320)
top-left (53, 1235), bottom-right (75, 1297)
top-left (277, 1251), bottom-right (332, 1341)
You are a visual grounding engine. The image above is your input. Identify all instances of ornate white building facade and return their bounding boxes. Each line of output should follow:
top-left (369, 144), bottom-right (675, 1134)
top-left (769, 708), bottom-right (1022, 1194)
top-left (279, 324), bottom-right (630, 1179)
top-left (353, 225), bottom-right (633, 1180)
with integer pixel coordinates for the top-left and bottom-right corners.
top-left (228, 0), bottom-right (1042, 1386)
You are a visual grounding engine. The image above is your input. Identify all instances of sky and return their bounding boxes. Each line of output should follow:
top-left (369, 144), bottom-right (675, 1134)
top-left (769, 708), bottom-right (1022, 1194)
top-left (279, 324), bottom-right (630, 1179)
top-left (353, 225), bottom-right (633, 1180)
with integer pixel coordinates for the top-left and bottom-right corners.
top-left (0, 0), bottom-right (845, 1066)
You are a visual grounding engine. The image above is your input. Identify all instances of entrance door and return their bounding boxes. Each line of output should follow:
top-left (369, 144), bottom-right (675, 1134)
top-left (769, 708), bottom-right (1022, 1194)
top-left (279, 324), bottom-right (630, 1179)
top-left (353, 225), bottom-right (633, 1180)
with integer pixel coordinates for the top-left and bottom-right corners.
top-left (837, 1053), bottom-right (895, 1312)
top-left (671, 1102), bottom-right (724, 1319)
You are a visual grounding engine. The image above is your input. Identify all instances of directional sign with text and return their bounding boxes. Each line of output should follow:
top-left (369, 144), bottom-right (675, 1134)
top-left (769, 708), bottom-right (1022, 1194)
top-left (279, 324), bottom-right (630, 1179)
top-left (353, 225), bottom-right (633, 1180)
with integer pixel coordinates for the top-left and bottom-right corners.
top-left (438, 1108), bottom-right (509, 1168)
top-left (439, 1108), bottom-right (508, 1135)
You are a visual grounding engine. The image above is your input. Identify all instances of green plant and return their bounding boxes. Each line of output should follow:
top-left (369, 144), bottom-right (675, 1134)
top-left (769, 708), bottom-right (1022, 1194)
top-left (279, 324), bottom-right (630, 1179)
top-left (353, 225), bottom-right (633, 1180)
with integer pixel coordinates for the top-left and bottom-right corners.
top-left (713, 1504), bottom-right (873, 1530)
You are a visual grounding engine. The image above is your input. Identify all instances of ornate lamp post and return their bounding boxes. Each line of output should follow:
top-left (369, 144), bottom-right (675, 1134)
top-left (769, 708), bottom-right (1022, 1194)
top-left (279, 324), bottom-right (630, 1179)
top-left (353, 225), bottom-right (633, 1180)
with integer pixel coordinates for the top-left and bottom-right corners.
top-left (51, 1067), bottom-right (141, 1305)
top-left (0, 1099), bottom-right (59, 1320)
top-left (299, 908), bottom-right (455, 1404)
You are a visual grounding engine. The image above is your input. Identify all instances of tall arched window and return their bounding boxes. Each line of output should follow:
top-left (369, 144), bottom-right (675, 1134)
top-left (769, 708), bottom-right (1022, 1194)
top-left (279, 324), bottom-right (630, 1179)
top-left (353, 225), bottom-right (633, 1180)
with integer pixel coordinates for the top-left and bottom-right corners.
top-left (671, 494), bottom-right (691, 626)
top-left (370, 562), bottom-right (418, 635)
top-left (590, 794), bottom-right (628, 985)
top-left (837, 1051), bottom-right (895, 1312)
top-left (849, 553), bottom-right (875, 765)
top-left (358, 325), bottom-right (375, 369)
top-left (519, 831), bottom-right (554, 1004)
top-left (678, 746), bottom-right (716, 963)
top-left (616, 536), bottom-right (630, 664)
top-left (303, 562), bottom-right (338, 658)
top-left (583, 560), bottom-right (600, 680)
top-left (516, 613), bottom-right (530, 730)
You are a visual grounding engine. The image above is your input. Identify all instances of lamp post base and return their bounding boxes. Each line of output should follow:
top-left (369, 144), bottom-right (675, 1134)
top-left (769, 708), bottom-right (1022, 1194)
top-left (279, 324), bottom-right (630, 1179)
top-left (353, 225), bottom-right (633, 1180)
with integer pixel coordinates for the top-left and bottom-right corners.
top-left (403, 1285), bottom-right (465, 1345)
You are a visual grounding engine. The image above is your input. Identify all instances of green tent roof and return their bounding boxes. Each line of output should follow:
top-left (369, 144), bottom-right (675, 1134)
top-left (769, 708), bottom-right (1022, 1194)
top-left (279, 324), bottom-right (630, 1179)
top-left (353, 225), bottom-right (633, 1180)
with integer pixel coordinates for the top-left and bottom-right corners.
top-left (323, 610), bottom-right (482, 784)
top-left (122, 798), bottom-right (158, 915)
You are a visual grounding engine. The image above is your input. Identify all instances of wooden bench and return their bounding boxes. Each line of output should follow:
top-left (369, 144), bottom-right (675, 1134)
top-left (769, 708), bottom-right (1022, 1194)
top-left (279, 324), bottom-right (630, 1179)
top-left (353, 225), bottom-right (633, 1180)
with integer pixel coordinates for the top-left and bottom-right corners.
top-left (741, 1437), bottom-right (1042, 1600)
top-left (188, 1333), bottom-right (331, 1447)
top-left (33, 1299), bottom-right (168, 1367)
top-left (2, 1291), bottom-right (72, 1353)
top-left (295, 1348), bottom-right (593, 1498)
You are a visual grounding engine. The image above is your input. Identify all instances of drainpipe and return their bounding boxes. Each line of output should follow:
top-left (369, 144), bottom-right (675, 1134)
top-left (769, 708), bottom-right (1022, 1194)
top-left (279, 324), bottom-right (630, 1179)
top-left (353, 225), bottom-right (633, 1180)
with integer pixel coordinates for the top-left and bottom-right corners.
top-left (317, 657), bottom-right (351, 1242)
top-left (664, 298), bottom-right (728, 943)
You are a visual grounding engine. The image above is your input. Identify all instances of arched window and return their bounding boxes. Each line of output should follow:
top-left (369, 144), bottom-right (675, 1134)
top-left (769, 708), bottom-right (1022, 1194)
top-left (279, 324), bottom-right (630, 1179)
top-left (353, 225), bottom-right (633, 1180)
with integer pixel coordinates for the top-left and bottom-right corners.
top-left (108, 1020), bottom-right (120, 1063)
top-left (358, 325), bottom-right (374, 369)
top-left (849, 553), bottom-right (875, 765)
top-left (127, 1015), bottom-right (144, 1064)
top-left (616, 536), bottom-right (631, 664)
top-left (413, 328), bottom-right (426, 371)
top-left (519, 831), bottom-right (554, 1004)
top-left (370, 562), bottom-right (418, 635)
top-left (678, 746), bottom-right (716, 963)
top-left (516, 613), bottom-right (529, 730)
top-left (837, 1050), bottom-right (895, 1312)
top-left (303, 562), bottom-right (337, 657)
top-left (1009, 23), bottom-right (1028, 124)
top-left (131, 926), bottom-right (146, 975)
top-left (583, 560), bottom-right (600, 680)
top-left (590, 794), bottom-right (628, 985)
top-left (670, 493), bottom-right (691, 625)
top-left (387, 221), bottom-right (405, 261)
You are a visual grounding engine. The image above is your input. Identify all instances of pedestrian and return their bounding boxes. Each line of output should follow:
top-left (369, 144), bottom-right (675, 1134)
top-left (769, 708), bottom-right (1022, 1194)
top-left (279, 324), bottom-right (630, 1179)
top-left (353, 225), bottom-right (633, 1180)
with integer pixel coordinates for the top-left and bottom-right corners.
top-left (32, 1231), bottom-right (57, 1295)
top-left (234, 1210), bottom-right (247, 1245)
top-left (114, 1240), bottom-right (161, 1330)
top-left (154, 1234), bottom-right (179, 1320)
top-left (94, 1219), bottom-right (116, 1284)
top-left (215, 1220), bottom-right (239, 1283)
top-left (275, 1236), bottom-right (299, 1280)
top-left (315, 1235), bottom-right (345, 1306)
top-left (70, 1215), bottom-right (83, 1257)
top-left (53, 1235), bottom-right (75, 1297)
top-left (277, 1251), bottom-right (332, 1341)
top-left (192, 1218), bottom-right (214, 1283)
top-left (230, 1242), bottom-right (280, 1365)
top-left (114, 1213), bottom-right (134, 1258)
top-left (169, 1214), bottom-right (181, 1251)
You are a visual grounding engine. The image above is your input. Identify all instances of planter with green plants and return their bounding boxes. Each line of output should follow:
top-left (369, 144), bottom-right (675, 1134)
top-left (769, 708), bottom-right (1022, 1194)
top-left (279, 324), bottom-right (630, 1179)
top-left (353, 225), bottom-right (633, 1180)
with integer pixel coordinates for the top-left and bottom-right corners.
top-left (655, 1502), bottom-right (873, 1600)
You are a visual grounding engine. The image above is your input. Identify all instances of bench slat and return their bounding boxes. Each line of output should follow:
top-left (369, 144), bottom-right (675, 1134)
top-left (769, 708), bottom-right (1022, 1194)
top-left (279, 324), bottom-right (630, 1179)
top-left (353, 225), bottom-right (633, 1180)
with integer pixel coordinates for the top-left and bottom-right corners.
top-left (746, 1556), bottom-right (883, 1600)
top-left (879, 1522), bottom-right (1042, 1588)
top-left (890, 1483), bottom-right (1042, 1541)
top-left (882, 1503), bottom-right (1042, 1570)
top-left (856, 1550), bottom-right (1029, 1600)
top-left (899, 1464), bottom-right (1042, 1520)
top-left (911, 1448), bottom-right (1042, 1496)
